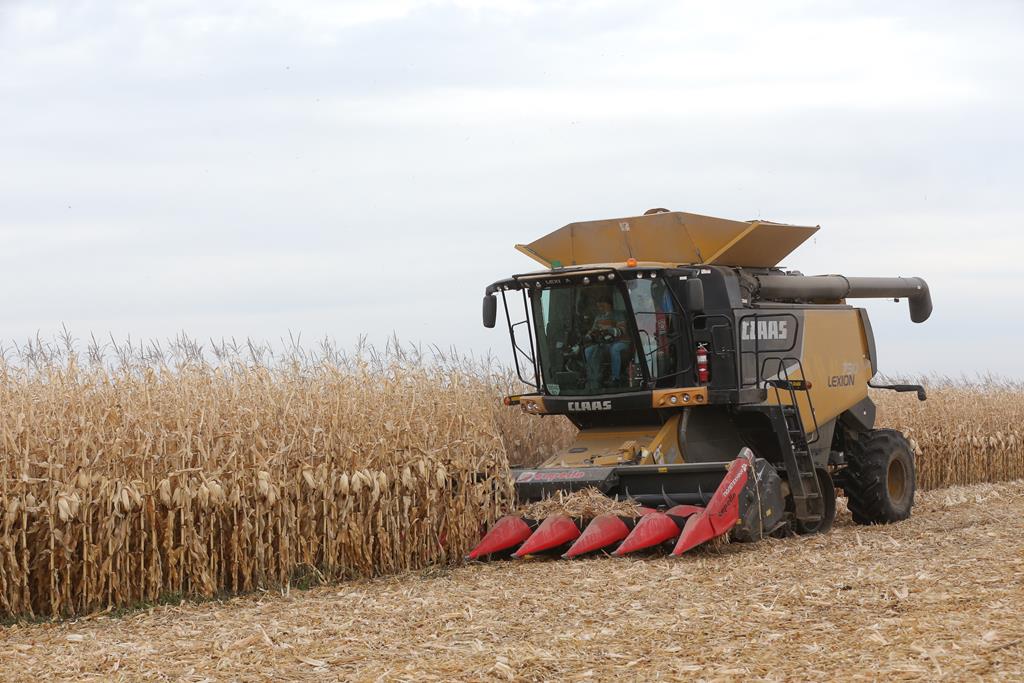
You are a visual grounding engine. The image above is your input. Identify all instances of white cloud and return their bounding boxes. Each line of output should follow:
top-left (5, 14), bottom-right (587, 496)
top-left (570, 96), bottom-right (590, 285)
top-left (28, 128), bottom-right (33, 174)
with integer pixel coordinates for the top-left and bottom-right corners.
top-left (0, 0), bottom-right (1021, 375)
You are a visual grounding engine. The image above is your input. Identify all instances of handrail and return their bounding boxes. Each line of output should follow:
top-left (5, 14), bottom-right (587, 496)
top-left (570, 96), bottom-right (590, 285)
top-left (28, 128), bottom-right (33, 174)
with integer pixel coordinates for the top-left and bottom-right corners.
top-left (761, 355), bottom-right (821, 444)
top-left (501, 290), bottom-right (539, 390)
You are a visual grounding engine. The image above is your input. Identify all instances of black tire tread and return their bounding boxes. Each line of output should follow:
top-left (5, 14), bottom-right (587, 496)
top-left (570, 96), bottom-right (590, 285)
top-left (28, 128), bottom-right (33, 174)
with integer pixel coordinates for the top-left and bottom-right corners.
top-left (843, 428), bottom-right (916, 525)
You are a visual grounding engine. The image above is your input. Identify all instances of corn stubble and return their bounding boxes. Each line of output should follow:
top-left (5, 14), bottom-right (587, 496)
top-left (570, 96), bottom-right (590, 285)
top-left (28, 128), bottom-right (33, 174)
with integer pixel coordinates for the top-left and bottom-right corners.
top-left (0, 336), bottom-right (1019, 620)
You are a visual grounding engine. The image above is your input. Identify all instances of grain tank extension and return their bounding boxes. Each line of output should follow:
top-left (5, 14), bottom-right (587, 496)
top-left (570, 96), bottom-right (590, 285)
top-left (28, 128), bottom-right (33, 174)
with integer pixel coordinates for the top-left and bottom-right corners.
top-left (472, 209), bottom-right (932, 559)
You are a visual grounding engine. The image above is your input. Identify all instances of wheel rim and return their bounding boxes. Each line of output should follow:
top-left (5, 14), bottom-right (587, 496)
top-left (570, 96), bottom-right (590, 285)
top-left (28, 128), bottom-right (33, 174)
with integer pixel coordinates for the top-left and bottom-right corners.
top-left (887, 457), bottom-right (908, 506)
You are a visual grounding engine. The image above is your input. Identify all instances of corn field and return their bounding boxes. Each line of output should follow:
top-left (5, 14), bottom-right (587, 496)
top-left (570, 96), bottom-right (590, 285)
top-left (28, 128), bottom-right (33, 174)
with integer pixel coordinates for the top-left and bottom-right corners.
top-left (0, 338), bottom-right (535, 619)
top-left (874, 378), bottom-right (1024, 489)
top-left (0, 336), bottom-right (1021, 619)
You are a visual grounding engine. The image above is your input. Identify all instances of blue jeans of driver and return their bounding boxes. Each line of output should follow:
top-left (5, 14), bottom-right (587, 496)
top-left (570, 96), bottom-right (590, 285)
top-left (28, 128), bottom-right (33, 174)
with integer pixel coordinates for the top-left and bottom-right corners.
top-left (585, 341), bottom-right (628, 384)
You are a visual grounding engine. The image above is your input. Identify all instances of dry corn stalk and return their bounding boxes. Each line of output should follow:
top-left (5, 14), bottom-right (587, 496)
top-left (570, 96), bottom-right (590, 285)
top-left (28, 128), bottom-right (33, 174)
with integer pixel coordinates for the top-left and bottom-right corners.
top-left (0, 344), bottom-right (515, 618)
top-left (873, 380), bottom-right (1024, 490)
top-left (518, 488), bottom-right (643, 519)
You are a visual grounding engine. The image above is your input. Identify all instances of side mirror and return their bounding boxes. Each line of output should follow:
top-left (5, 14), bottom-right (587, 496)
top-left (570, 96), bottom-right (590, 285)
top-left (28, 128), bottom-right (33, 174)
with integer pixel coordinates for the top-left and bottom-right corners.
top-left (482, 294), bottom-right (498, 328)
top-left (683, 279), bottom-right (704, 312)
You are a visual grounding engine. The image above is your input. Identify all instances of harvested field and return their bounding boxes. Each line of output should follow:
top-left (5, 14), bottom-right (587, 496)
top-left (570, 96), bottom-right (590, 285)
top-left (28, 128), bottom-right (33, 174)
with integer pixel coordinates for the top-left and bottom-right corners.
top-left (2, 480), bottom-right (1022, 681)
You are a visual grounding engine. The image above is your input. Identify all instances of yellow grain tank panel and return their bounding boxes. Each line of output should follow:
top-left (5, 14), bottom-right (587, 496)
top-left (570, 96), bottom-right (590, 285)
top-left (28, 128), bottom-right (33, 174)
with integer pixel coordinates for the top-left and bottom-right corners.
top-left (796, 308), bottom-right (873, 428)
top-left (516, 211), bottom-right (818, 268)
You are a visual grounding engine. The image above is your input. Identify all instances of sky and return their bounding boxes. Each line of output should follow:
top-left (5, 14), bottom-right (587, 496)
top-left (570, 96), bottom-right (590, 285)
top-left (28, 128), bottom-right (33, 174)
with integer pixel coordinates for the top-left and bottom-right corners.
top-left (1, 0), bottom-right (1022, 377)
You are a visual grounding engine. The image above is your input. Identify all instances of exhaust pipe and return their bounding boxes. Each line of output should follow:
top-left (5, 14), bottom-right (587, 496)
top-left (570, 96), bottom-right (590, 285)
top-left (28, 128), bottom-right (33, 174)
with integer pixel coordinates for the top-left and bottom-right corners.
top-left (754, 274), bottom-right (932, 323)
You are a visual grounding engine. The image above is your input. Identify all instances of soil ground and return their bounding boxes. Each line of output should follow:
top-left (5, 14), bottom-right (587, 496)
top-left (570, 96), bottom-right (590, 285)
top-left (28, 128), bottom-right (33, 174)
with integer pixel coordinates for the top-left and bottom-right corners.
top-left (3, 481), bottom-right (1023, 682)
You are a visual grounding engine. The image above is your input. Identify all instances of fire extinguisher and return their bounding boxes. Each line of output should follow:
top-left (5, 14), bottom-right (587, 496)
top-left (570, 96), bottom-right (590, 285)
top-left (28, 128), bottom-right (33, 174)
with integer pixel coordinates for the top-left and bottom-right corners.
top-left (696, 344), bottom-right (710, 384)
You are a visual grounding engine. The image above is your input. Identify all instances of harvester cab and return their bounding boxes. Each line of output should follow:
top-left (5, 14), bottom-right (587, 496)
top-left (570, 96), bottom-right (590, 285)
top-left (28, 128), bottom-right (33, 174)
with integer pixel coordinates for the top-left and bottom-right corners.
top-left (472, 209), bottom-right (933, 561)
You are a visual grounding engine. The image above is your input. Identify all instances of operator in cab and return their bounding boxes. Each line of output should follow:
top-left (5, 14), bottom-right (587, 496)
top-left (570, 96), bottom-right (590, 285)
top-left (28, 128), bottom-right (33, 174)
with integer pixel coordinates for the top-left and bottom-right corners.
top-left (584, 294), bottom-right (629, 390)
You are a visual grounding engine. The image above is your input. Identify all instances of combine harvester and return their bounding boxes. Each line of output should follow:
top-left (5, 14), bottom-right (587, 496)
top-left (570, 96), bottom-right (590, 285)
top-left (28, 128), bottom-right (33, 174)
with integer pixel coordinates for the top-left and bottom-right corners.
top-left (472, 209), bottom-right (932, 560)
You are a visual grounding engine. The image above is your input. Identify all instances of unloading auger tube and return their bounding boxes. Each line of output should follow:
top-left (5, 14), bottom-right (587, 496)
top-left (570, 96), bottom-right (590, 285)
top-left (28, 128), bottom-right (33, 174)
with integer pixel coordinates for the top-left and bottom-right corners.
top-left (471, 208), bottom-right (932, 561)
top-left (753, 274), bottom-right (933, 324)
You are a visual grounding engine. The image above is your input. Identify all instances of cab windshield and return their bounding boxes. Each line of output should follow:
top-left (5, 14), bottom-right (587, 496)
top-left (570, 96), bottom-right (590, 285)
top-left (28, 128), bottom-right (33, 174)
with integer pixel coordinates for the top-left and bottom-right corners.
top-left (529, 276), bottom-right (680, 396)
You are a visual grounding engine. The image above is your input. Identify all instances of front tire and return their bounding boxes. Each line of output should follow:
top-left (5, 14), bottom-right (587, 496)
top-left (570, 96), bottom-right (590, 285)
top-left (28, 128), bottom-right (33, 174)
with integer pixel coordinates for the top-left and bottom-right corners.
top-left (842, 428), bottom-right (916, 525)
